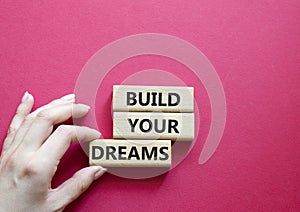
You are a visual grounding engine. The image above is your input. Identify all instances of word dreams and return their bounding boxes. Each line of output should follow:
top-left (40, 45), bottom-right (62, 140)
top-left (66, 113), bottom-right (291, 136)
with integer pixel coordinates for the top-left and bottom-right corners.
top-left (91, 145), bottom-right (169, 161)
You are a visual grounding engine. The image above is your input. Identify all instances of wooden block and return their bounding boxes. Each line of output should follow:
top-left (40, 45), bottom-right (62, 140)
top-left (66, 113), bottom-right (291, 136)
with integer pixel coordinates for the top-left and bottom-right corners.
top-left (113, 112), bottom-right (194, 141)
top-left (89, 139), bottom-right (171, 167)
top-left (113, 85), bottom-right (194, 112)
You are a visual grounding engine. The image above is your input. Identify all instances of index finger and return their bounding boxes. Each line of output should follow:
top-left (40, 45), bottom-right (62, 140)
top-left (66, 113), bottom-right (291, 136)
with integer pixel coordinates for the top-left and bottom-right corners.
top-left (18, 103), bottom-right (91, 151)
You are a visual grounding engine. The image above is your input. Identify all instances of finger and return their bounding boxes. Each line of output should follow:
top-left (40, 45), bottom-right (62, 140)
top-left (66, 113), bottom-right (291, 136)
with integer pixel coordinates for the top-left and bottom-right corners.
top-left (48, 166), bottom-right (106, 211)
top-left (2, 91), bottom-right (34, 154)
top-left (30, 93), bottom-right (75, 116)
top-left (36, 125), bottom-right (101, 173)
top-left (20, 103), bottom-right (91, 151)
top-left (7, 94), bottom-right (76, 151)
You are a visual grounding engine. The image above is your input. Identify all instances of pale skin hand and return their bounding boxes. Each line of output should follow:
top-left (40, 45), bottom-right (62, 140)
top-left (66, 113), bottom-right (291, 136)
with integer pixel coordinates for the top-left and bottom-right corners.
top-left (0, 92), bottom-right (106, 212)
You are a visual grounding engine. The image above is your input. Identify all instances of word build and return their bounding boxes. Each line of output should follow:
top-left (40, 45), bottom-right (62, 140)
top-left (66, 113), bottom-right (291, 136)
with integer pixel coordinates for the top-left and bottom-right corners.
top-left (89, 139), bottom-right (171, 167)
top-left (113, 112), bottom-right (194, 141)
top-left (113, 85), bottom-right (194, 112)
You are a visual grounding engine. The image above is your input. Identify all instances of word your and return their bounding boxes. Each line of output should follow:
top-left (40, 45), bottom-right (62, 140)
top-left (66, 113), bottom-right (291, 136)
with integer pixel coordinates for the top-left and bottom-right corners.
top-left (128, 118), bottom-right (179, 133)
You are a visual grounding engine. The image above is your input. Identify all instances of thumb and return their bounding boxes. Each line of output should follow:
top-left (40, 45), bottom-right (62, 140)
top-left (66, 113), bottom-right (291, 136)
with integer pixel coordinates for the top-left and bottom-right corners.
top-left (48, 166), bottom-right (106, 211)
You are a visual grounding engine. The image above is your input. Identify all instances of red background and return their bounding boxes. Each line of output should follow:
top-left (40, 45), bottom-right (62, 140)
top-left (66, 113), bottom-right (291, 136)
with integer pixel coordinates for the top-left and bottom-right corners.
top-left (0, 1), bottom-right (299, 211)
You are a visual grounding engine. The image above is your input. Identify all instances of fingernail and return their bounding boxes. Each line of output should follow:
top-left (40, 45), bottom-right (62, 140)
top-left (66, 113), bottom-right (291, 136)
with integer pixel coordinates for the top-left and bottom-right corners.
top-left (22, 91), bottom-right (29, 103)
top-left (91, 128), bottom-right (102, 138)
top-left (96, 131), bottom-right (102, 138)
top-left (78, 104), bottom-right (90, 111)
top-left (61, 94), bottom-right (75, 101)
top-left (94, 166), bottom-right (107, 180)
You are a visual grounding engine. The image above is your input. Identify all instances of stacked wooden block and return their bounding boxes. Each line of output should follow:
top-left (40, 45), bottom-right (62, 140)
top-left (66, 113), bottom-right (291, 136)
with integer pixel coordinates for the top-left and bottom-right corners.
top-left (89, 85), bottom-right (194, 167)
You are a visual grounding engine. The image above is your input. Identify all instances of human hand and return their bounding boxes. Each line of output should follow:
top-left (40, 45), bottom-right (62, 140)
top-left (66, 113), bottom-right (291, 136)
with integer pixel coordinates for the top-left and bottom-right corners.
top-left (0, 92), bottom-right (106, 212)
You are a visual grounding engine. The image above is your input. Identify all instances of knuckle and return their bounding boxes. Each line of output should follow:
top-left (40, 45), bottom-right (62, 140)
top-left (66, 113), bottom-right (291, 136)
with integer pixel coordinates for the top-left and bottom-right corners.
top-left (74, 178), bottom-right (87, 194)
top-left (36, 110), bottom-right (52, 122)
top-left (15, 104), bottom-right (26, 114)
top-left (15, 109), bottom-right (24, 116)
top-left (4, 153), bottom-right (18, 170)
top-left (7, 126), bottom-right (17, 135)
top-left (20, 161), bottom-right (40, 177)
top-left (24, 115), bottom-right (34, 122)
top-left (58, 179), bottom-right (85, 205)
top-left (57, 125), bottom-right (75, 137)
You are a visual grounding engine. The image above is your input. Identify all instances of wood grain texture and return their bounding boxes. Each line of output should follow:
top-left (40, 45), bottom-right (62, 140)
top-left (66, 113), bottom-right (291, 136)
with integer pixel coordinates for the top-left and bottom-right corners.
top-left (113, 112), bottom-right (194, 141)
top-left (89, 139), bottom-right (171, 167)
top-left (113, 85), bottom-right (194, 112)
